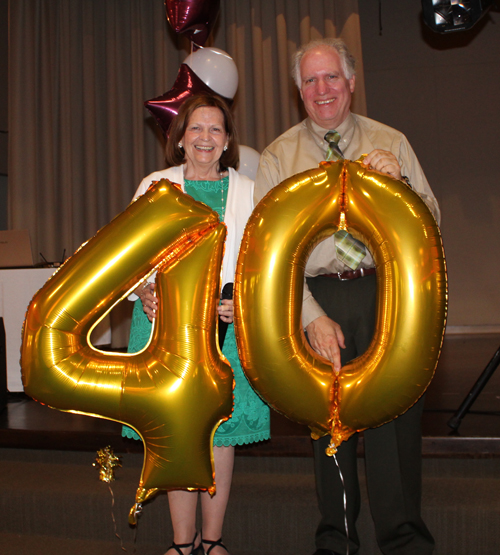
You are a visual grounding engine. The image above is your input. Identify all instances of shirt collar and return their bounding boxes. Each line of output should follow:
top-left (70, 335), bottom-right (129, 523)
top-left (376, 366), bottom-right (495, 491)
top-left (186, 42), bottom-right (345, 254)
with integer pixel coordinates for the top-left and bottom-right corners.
top-left (306, 113), bottom-right (355, 154)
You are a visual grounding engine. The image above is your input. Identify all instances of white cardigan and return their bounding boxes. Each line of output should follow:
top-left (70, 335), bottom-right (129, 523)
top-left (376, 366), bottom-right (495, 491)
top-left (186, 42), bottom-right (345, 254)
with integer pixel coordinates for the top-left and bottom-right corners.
top-left (130, 165), bottom-right (255, 296)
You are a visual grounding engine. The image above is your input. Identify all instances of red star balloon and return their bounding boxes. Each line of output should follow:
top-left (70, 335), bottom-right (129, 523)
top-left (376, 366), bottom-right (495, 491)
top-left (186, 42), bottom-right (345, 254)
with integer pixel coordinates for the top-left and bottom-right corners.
top-left (144, 64), bottom-right (229, 138)
top-left (165, 0), bottom-right (221, 47)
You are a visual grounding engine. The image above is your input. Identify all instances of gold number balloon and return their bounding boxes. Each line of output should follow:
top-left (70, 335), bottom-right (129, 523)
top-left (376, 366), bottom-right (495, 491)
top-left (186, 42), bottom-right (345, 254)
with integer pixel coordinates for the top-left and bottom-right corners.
top-left (21, 180), bottom-right (234, 520)
top-left (234, 159), bottom-right (447, 450)
top-left (21, 162), bottom-right (448, 518)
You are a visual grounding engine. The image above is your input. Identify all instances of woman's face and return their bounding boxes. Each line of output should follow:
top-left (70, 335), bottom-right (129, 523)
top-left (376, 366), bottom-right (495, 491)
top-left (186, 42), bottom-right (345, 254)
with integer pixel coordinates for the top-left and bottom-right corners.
top-left (181, 106), bottom-right (228, 171)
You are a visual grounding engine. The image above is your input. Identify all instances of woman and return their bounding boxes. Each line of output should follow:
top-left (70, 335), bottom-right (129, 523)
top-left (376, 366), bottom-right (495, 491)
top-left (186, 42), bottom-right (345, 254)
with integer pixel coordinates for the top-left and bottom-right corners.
top-left (123, 94), bottom-right (270, 555)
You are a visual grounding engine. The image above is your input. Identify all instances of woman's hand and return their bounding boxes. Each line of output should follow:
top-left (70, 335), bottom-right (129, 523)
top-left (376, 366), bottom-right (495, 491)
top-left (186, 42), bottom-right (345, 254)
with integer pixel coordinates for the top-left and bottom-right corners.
top-left (135, 282), bottom-right (157, 322)
top-left (217, 299), bottom-right (234, 323)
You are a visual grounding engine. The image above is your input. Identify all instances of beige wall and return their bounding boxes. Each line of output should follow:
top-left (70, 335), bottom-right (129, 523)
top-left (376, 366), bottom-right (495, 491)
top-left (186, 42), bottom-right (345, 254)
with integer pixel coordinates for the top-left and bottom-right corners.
top-left (358, 1), bottom-right (500, 333)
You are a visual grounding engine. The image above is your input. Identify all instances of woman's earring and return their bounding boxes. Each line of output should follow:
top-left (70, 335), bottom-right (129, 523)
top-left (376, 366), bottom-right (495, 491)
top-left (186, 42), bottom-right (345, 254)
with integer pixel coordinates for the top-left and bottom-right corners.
top-left (178, 142), bottom-right (183, 149)
top-left (223, 145), bottom-right (228, 151)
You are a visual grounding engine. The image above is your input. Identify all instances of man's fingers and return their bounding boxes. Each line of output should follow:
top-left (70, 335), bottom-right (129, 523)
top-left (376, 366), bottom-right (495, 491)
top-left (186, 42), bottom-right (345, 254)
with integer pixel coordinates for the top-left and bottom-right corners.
top-left (306, 315), bottom-right (344, 371)
top-left (363, 149), bottom-right (402, 180)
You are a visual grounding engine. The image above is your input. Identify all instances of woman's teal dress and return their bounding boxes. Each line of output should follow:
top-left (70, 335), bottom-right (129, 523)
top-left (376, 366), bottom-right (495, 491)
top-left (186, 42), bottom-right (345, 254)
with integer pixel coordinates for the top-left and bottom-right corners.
top-left (122, 176), bottom-right (270, 447)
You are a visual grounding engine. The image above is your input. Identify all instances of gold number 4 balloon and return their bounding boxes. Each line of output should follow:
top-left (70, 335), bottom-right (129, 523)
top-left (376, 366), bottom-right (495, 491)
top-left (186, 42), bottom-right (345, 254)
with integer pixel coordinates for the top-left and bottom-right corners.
top-left (234, 159), bottom-right (447, 451)
top-left (21, 180), bottom-right (234, 521)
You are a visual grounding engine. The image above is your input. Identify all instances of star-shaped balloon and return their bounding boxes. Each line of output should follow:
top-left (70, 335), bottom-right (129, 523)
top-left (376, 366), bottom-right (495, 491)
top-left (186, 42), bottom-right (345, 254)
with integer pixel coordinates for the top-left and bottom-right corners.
top-left (144, 63), bottom-right (230, 138)
top-left (165, 0), bottom-right (221, 47)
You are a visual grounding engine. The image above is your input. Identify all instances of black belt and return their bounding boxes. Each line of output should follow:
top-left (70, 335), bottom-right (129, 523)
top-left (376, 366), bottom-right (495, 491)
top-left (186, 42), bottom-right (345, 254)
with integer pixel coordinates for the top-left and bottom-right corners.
top-left (319, 267), bottom-right (376, 281)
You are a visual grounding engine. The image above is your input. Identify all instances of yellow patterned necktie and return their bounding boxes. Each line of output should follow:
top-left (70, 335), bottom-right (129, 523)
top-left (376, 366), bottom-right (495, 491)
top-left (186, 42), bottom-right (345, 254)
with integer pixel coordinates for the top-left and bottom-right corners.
top-left (325, 131), bottom-right (343, 161)
top-left (324, 131), bottom-right (367, 270)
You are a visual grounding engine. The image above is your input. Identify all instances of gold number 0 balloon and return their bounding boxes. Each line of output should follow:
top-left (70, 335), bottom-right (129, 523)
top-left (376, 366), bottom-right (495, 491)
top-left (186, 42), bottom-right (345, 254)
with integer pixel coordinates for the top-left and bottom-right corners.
top-left (235, 159), bottom-right (447, 450)
top-left (21, 180), bottom-right (234, 520)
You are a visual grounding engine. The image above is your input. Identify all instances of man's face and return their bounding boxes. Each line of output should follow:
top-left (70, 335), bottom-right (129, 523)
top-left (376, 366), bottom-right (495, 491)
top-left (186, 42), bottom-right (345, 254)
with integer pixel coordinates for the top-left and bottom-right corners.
top-left (299, 46), bottom-right (355, 130)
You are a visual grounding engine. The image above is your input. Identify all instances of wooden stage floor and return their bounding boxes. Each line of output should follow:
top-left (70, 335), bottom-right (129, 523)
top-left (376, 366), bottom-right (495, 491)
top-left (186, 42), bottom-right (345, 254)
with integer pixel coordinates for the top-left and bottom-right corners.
top-left (1, 334), bottom-right (499, 458)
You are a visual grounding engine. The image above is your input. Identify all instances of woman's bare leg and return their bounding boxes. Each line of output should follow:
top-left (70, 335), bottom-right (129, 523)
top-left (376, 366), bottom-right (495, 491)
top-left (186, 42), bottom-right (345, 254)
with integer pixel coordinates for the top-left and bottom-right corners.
top-left (165, 489), bottom-right (200, 555)
top-left (200, 445), bottom-right (235, 555)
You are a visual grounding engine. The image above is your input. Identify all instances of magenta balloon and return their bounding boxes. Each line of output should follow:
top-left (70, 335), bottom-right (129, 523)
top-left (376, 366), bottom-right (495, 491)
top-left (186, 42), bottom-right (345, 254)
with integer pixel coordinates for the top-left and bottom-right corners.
top-left (165, 0), bottom-right (220, 46)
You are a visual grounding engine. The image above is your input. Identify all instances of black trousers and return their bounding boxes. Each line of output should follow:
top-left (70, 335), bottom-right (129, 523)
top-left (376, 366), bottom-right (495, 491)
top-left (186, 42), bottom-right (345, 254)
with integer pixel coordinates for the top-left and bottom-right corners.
top-left (307, 274), bottom-right (434, 555)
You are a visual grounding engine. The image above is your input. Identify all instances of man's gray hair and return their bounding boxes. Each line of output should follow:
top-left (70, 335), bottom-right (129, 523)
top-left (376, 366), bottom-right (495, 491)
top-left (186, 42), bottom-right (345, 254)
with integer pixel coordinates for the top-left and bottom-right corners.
top-left (292, 38), bottom-right (356, 89)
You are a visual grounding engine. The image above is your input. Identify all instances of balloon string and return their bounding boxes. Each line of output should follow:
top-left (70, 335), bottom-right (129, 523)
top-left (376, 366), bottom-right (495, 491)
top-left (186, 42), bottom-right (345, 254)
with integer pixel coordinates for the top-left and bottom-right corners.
top-left (108, 484), bottom-right (129, 552)
top-left (333, 454), bottom-right (350, 555)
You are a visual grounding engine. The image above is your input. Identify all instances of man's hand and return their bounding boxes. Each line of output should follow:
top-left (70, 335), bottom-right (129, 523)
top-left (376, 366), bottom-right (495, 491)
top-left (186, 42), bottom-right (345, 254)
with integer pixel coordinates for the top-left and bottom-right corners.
top-left (363, 149), bottom-right (402, 181)
top-left (306, 315), bottom-right (345, 373)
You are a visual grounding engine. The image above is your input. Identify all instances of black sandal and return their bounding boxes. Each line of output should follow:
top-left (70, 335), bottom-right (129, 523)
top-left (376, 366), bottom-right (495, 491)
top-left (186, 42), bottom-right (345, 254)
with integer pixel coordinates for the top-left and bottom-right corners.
top-left (167, 532), bottom-right (202, 555)
top-left (201, 538), bottom-right (229, 555)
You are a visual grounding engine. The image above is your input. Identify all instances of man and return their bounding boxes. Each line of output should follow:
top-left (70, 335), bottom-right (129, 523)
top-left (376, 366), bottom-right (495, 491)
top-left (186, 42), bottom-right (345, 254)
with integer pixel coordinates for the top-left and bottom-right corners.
top-left (254, 38), bottom-right (439, 555)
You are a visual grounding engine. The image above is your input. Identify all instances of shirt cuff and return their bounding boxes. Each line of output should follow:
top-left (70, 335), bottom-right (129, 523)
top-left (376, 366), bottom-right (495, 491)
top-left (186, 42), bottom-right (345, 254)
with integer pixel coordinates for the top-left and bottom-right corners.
top-left (302, 291), bottom-right (327, 329)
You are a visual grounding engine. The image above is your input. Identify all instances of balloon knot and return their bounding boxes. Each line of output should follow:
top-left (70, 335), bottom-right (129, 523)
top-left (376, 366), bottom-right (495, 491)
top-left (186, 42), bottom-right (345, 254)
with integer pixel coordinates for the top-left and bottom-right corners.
top-left (325, 439), bottom-right (338, 456)
top-left (128, 502), bottom-right (143, 526)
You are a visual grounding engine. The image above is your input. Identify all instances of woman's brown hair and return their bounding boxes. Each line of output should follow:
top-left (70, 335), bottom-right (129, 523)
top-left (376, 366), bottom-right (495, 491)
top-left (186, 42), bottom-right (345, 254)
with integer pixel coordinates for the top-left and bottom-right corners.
top-left (165, 94), bottom-right (239, 172)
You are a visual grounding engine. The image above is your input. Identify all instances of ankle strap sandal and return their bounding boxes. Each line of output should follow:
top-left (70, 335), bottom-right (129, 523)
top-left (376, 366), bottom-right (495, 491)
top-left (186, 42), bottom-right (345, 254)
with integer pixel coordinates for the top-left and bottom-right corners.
top-left (168, 532), bottom-right (201, 555)
top-left (201, 538), bottom-right (229, 555)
